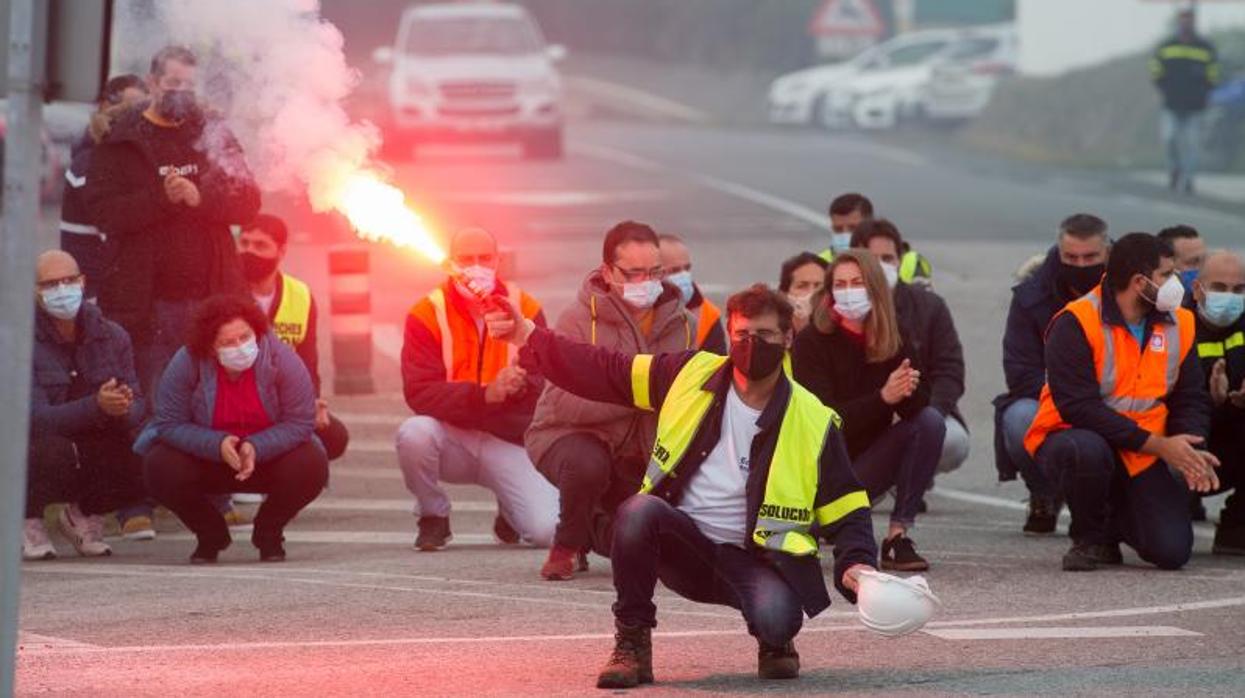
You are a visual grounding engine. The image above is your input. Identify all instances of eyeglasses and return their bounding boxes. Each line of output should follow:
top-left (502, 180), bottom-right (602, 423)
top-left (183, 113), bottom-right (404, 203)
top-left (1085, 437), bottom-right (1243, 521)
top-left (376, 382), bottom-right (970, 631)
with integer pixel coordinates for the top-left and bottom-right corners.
top-left (36, 274), bottom-right (83, 291)
top-left (730, 329), bottom-right (784, 343)
top-left (612, 264), bottom-right (665, 283)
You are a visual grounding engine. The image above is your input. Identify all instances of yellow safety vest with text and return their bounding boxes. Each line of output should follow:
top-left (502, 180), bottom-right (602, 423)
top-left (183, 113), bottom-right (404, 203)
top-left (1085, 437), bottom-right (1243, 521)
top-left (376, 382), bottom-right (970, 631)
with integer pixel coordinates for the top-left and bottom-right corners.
top-left (629, 352), bottom-right (868, 557)
top-left (272, 274), bottom-right (312, 348)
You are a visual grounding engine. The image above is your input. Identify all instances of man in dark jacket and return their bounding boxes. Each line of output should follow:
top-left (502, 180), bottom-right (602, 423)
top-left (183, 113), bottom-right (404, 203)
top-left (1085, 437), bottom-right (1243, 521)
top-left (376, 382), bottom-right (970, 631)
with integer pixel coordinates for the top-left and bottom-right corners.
top-left (1191, 249), bottom-right (1245, 555)
top-left (993, 214), bottom-right (1109, 534)
top-left (59, 74), bottom-right (147, 300)
top-left (1150, 7), bottom-right (1220, 194)
top-left (852, 220), bottom-right (968, 476)
top-left (396, 228), bottom-right (558, 552)
top-left (86, 45), bottom-right (260, 399)
top-left (659, 233), bottom-right (727, 354)
top-left (488, 284), bottom-right (877, 688)
top-left (24, 251), bottom-right (147, 561)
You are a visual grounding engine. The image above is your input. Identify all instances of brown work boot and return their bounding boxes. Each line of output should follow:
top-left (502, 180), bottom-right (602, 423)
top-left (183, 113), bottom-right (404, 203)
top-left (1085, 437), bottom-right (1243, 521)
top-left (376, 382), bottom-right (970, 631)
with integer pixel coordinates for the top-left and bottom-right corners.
top-left (540, 545), bottom-right (579, 581)
top-left (757, 640), bottom-right (800, 680)
top-left (596, 622), bottom-right (653, 689)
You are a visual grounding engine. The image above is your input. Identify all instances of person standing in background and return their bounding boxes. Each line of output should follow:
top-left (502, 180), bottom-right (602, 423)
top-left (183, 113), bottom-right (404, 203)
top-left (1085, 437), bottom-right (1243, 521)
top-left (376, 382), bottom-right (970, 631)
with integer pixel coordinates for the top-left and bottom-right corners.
top-left (1151, 6), bottom-right (1220, 195)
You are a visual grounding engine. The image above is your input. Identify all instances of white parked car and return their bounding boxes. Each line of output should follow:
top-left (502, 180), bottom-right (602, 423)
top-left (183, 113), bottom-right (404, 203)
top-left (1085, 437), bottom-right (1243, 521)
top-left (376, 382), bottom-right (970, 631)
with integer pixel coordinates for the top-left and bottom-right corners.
top-left (373, 2), bottom-right (566, 160)
top-left (767, 25), bottom-right (1015, 130)
top-left (924, 29), bottom-right (1018, 122)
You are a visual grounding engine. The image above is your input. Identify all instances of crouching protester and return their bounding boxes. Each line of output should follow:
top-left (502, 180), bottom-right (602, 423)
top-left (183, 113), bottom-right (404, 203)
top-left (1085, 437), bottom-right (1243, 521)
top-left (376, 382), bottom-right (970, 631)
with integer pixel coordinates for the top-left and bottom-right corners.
top-left (25, 251), bottom-right (148, 560)
top-left (486, 284), bottom-right (878, 688)
top-left (1025, 233), bottom-right (1217, 572)
top-left (138, 295), bottom-right (328, 563)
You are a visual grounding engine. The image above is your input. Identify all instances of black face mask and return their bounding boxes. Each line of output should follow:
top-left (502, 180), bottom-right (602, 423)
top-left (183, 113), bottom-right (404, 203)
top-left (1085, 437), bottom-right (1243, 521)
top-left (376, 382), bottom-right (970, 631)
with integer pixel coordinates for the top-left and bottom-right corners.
top-left (158, 89), bottom-right (200, 123)
top-left (1057, 262), bottom-right (1105, 298)
top-left (239, 252), bottom-right (279, 283)
top-left (730, 335), bottom-right (786, 381)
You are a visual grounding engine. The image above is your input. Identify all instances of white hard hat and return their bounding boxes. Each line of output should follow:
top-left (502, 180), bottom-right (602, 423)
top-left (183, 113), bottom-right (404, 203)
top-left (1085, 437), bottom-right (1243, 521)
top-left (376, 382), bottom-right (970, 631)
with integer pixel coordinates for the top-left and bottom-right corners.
top-left (856, 570), bottom-right (941, 638)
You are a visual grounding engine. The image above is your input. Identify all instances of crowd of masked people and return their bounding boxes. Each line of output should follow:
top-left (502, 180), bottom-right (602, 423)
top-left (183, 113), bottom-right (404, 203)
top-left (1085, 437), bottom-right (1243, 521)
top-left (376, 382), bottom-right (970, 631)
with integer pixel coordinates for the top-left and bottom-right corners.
top-left (24, 45), bottom-right (1243, 586)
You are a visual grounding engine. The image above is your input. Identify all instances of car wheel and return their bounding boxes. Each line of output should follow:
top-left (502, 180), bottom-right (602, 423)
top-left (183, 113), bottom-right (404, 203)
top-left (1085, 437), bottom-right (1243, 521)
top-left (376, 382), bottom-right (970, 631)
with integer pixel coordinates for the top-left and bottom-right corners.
top-left (522, 127), bottom-right (563, 160)
top-left (812, 92), bottom-right (837, 130)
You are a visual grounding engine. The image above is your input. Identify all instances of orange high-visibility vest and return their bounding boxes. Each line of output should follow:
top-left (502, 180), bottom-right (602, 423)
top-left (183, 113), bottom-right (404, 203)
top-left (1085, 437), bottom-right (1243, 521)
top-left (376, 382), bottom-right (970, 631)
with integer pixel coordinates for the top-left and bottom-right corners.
top-left (693, 298), bottom-right (722, 349)
top-left (409, 279), bottom-right (542, 385)
top-left (1024, 285), bottom-right (1195, 476)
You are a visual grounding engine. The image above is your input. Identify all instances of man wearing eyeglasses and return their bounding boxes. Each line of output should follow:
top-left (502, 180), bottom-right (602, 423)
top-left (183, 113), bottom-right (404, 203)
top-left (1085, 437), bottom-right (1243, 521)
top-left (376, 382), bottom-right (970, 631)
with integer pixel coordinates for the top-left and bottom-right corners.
top-left (526, 221), bottom-right (696, 581)
top-left (24, 251), bottom-right (148, 561)
top-left (1191, 249), bottom-right (1245, 555)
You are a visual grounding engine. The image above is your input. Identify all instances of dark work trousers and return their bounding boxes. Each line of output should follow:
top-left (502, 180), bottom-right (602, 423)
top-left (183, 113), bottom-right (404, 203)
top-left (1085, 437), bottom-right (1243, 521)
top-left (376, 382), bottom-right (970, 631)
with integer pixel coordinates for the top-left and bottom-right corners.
top-left (536, 433), bottom-right (643, 554)
top-left (1207, 427), bottom-right (1245, 529)
top-left (320, 413), bottom-right (350, 462)
top-left (144, 441), bottom-right (328, 549)
top-left (26, 428), bottom-right (146, 519)
top-left (851, 406), bottom-right (946, 527)
top-left (611, 494), bottom-right (804, 648)
top-left (135, 299), bottom-right (197, 408)
top-left (1037, 428), bottom-right (1193, 569)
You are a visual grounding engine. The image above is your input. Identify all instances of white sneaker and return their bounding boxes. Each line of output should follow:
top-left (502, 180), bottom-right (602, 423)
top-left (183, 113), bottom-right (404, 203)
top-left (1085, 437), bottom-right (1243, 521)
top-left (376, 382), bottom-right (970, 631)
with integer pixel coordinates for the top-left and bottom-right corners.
top-left (232, 493), bottom-right (265, 505)
top-left (23, 518), bottom-right (57, 561)
top-left (57, 504), bottom-right (112, 557)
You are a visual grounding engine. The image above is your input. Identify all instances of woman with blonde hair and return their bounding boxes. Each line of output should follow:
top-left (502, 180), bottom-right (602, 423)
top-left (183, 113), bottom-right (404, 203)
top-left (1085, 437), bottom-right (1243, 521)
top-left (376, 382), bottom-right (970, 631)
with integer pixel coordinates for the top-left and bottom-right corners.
top-left (791, 249), bottom-right (945, 571)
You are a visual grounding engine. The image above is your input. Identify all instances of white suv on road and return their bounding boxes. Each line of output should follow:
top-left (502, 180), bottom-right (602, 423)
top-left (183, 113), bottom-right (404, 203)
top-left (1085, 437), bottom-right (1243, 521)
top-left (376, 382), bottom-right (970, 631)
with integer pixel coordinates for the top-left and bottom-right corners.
top-left (374, 2), bottom-right (566, 159)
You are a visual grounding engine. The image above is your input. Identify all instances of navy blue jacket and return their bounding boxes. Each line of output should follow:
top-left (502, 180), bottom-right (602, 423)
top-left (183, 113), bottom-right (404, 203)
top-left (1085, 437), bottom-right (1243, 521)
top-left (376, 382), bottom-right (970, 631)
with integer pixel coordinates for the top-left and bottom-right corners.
top-left (992, 246), bottom-right (1070, 480)
top-left (518, 326), bottom-right (877, 616)
top-left (30, 302), bottom-right (145, 439)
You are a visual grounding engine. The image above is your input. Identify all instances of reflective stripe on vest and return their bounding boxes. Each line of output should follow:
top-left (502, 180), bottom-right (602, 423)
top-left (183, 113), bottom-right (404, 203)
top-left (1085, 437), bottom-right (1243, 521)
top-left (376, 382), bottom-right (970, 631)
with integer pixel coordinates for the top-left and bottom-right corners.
top-left (1157, 44), bottom-right (1214, 64)
top-left (694, 300), bottom-right (721, 349)
top-left (272, 274), bottom-right (312, 348)
top-left (817, 248), bottom-right (834, 263)
top-left (899, 250), bottom-right (931, 283)
top-left (427, 282), bottom-right (521, 382)
top-left (1024, 286), bottom-right (1196, 476)
top-left (1198, 331), bottom-right (1245, 359)
top-left (633, 352), bottom-right (864, 557)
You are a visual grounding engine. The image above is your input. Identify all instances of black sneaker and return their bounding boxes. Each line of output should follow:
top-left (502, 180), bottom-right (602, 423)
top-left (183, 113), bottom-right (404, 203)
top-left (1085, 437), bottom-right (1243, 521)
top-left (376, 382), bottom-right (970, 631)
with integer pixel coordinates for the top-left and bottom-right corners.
top-left (757, 641), bottom-right (800, 680)
top-left (1062, 542), bottom-right (1123, 571)
top-left (1212, 526), bottom-right (1245, 556)
top-left (493, 513), bottom-right (520, 545)
top-left (190, 537), bottom-right (230, 565)
top-left (916, 498), bottom-right (929, 514)
top-left (415, 516), bottom-right (452, 551)
top-left (1023, 499), bottom-right (1060, 536)
top-left (258, 543), bottom-right (286, 563)
top-left (881, 535), bottom-right (929, 572)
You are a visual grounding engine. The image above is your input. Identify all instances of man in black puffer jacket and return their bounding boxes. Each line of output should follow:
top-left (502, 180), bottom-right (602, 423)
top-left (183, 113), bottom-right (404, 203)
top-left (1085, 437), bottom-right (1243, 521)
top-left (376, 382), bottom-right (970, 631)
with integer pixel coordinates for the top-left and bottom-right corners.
top-left (86, 46), bottom-right (260, 398)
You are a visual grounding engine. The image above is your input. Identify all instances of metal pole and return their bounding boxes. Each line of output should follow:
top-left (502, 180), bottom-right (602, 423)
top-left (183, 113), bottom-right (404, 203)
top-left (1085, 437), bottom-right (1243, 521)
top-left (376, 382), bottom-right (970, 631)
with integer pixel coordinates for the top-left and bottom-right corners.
top-left (1, 0), bottom-right (44, 694)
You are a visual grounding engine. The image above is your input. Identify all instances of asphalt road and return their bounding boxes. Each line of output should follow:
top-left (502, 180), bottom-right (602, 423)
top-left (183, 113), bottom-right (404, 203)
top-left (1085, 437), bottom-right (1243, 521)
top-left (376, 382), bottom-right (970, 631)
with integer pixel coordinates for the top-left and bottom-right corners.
top-left (16, 118), bottom-right (1245, 697)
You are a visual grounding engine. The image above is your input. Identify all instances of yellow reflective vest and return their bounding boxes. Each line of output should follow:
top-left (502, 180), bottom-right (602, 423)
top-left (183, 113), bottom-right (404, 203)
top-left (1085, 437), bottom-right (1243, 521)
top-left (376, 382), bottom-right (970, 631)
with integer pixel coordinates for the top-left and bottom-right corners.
top-left (271, 273), bottom-right (312, 348)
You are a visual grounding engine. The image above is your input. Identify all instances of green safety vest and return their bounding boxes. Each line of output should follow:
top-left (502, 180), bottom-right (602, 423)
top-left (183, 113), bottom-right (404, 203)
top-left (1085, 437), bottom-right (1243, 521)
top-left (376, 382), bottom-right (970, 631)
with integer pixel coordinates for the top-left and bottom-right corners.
top-left (630, 352), bottom-right (868, 557)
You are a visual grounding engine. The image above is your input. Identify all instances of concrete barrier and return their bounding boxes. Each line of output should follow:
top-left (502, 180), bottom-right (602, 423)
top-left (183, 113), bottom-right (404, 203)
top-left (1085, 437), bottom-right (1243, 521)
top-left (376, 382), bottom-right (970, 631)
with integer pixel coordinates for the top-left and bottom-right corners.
top-left (329, 246), bottom-right (375, 395)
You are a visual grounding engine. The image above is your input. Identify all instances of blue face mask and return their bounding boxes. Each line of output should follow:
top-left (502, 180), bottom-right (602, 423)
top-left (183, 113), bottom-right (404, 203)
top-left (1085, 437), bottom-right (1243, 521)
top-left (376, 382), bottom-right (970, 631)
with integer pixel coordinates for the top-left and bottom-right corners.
top-left (831, 232), bottom-right (852, 252)
top-left (666, 270), bottom-right (695, 305)
top-left (1178, 269), bottom-right (1199, 292)
top-left (218, 337), bottom-right (259, 372)
top-left (1199, 291), bottom-right (1245, 328)
top-left (40, 284), bottom-right (84, 321)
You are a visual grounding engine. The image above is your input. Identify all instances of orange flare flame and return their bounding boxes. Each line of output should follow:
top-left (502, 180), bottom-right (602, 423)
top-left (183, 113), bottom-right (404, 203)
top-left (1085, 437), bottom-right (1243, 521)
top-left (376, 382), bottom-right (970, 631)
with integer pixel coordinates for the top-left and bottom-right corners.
top-left (332, 171), bottom-right (446, 265)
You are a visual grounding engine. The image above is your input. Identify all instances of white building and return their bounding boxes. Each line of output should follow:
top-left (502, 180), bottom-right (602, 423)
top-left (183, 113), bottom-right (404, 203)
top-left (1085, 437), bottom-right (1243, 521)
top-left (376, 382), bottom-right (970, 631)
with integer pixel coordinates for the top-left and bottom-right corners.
top-left (1017, 0), bottom-right (1245, 76)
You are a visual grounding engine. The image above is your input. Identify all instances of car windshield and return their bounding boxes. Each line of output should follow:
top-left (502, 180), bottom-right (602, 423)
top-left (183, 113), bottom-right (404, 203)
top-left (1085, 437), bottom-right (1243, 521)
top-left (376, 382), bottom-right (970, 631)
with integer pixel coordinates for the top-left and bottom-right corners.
top-left (882, 40), bottom-right (951, 67)
top-left (404, 17), bottom-right (542, 56)
top-left (946, 37), bottom-right (1001, 60)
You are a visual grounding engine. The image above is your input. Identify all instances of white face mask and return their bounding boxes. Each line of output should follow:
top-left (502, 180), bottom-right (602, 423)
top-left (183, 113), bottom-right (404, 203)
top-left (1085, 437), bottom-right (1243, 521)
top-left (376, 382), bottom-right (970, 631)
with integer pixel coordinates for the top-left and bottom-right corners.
top-left (666, 270), bottom-right (695, 305)
top-left (833, 287), bottom-right (872, 321)
top-left (621, 280), bottom-right (663, 309)
top-left (40, 283), bottom-right (84, 320)
top-left (881, 262), bottom-right (900, 289)
top-left (787, 292), bottom-right (813, 318)
top-left (218, 337), bottom-right (260, 372)
top-left (454, 264), bottom-right (496, 298)
top-left (1148, 275), bottom-right (1186, 313)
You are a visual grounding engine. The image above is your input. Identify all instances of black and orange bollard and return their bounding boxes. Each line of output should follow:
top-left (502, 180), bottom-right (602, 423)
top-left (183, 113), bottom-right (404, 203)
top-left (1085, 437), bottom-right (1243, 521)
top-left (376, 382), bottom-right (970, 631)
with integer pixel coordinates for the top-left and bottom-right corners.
top-left (329, 246), bottom-right (375, 395)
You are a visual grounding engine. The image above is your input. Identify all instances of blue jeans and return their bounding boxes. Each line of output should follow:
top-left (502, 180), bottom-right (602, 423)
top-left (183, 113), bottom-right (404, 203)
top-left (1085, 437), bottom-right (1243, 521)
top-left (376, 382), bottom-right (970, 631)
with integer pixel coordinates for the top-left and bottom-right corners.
top-left (1002, 398), bottom-right (1057, 502)
top-left (1036, 429), bottom-right (1192, 569)
top-left (1160, 109), bottom-right (1203, 192)
top-left (611, 494), bottom-right (803, 647)
top-left (853, 406), bottom-right (945, 527)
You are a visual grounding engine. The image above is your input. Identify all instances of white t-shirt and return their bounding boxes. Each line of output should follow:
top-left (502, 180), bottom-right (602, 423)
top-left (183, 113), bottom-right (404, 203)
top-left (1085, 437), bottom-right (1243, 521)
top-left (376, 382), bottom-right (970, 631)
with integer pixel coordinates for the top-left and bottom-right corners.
top-left (254, 291), bottom-right (276, 315)
top-left (677, 386), bottom-right (762, 546)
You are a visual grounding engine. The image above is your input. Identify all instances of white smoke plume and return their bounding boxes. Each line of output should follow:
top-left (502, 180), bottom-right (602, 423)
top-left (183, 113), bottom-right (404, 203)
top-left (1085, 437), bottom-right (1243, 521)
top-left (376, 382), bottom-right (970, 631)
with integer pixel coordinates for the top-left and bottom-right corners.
top-left (111, 0), bottom-right (379, 212)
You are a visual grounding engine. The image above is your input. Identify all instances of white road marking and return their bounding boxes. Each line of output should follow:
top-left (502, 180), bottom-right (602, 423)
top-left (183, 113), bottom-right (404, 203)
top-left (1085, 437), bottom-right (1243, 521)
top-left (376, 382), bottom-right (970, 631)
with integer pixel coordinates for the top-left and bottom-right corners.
top-left (436, 189), bottom-right (669, 207)
top-left (924, 595), bottom-right (1245, 629)
top-left (17, 632), bottom-right (99, 649)
top-left (157, 530), bottom-right (494, 546)
top-left (930, 486), bottom-right (1216, 541)
top-left (573, 142), bottom-right (826, 229)
top-left (924, 625), bottom-right (1201, 640)
top-left (346, 439), bottom-right (399, 454)
top-left (327, 467), bottom-right (403, 481)
top-left (332, 412), bottom-right (406, 427)
top-left (565, 76), bottom-right (711, 124)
